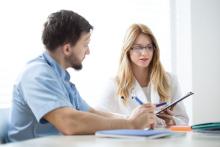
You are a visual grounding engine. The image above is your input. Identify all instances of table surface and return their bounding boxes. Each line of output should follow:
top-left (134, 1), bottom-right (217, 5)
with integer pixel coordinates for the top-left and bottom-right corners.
top-left (1, 132), bottom-right (220, 147)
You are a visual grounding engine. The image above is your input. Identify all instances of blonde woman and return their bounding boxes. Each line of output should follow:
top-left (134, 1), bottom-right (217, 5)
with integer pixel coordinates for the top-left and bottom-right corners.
top-left (96, 24), bottom-right (188, 128)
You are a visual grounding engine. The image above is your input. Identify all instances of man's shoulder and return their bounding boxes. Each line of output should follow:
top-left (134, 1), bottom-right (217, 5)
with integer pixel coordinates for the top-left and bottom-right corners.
top-left (16, 56), bottom-right (55, 83)
top-left (26, 58), bottom-right (53, 75)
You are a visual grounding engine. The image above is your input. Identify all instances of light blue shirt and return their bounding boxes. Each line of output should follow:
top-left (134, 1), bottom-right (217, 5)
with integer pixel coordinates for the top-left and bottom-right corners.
top-left (7, 51), bottom-right (90, 142)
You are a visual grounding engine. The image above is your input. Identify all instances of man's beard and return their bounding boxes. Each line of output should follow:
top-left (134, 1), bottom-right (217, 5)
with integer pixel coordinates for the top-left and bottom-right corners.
top-left (72, 63), bottom-right (82, 70)
top-left (66, 53), bottom-right (83, 70)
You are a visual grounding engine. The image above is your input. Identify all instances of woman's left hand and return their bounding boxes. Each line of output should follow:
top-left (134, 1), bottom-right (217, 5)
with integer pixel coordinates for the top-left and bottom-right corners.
top-left (157, 109), bottom-right (176, 128)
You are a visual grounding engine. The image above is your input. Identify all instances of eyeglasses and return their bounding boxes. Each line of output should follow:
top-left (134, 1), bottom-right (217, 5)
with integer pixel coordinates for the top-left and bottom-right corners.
top-left (131, 44), bottom-right (155, 53)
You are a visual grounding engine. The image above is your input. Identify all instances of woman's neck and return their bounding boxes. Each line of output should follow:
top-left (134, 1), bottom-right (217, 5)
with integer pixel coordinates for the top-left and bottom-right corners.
top-left (132, 65), bottom-right (150, 87)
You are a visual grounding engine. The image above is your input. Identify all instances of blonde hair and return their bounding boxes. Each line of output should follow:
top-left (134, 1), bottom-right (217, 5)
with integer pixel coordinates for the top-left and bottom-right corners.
top-left (116, 24), bottom-right (170, 104)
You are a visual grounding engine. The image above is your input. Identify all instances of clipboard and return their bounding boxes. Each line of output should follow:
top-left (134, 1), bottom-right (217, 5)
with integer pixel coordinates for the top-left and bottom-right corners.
top-left (156, 92), bottom-right (194, 114)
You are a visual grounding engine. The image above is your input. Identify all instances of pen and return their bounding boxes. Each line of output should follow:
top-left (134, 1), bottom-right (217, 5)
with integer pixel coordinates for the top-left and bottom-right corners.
top-left (155, 102), bottom-right (167, 107)
top-left (132, 96), bottom-right (167, 107)
top-left (133, 96), bottom-right (144, 105)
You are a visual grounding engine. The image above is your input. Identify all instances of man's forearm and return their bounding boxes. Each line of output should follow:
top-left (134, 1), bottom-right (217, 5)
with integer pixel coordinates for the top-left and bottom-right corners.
top-left (89, 108), bottom-right (127, 119)
top-left (44, 107), bottom-right (132, 135)
top-left (69, 109), bottom-right (132, 134)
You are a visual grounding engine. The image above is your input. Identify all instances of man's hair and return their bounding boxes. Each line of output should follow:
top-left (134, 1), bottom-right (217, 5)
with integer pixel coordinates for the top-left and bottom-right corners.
top-left (42, 10), bottom-right (93, 51)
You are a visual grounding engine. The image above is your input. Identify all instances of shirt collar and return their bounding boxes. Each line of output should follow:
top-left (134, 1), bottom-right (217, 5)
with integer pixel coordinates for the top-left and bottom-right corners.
top-left (42, 51), bottom-right (70, 81)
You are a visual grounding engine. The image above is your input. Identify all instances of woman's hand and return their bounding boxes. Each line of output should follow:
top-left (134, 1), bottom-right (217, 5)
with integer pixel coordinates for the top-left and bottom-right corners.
top-left (156, 109), bottom-right (176, 128)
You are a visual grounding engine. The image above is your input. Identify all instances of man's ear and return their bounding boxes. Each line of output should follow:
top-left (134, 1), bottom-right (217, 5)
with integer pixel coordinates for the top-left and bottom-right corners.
top-left (62, 44), bottom-right (72, 56)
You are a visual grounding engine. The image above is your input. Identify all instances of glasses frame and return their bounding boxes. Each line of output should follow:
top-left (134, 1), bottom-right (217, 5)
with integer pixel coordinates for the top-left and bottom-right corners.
top-left (130, 44), bottom-right (155, 53)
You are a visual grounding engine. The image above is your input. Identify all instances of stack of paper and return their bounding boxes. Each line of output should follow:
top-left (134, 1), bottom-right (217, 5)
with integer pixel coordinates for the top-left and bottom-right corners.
top-left (95, 129), bottom-right (173, 139)
top-left (192, 122), bottom-right (220, 134)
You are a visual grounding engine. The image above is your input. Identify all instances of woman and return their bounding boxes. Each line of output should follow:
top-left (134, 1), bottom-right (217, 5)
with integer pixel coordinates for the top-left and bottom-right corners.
top-left (96, 24), bottom-right (188, 128)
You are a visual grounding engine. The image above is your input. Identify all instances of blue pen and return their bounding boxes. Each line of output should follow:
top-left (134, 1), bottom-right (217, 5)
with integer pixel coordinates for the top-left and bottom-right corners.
top-left (133, 96), bottom-right (144, 105)
top-left (133, 96), bottom-right (167, 107)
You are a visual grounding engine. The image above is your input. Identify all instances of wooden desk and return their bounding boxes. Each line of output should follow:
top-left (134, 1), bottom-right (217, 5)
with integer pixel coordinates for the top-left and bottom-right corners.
top-left (1, 132), bottom-right (220, 147)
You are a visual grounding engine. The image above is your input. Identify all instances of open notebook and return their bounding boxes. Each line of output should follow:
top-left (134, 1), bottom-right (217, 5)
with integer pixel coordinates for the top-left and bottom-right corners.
top-left (95, 129), bottom-right (173, 139)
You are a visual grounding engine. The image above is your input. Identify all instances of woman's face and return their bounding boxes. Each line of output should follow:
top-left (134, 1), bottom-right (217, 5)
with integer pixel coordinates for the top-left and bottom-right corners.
top-left (129, 34), bottom-right (154, 69)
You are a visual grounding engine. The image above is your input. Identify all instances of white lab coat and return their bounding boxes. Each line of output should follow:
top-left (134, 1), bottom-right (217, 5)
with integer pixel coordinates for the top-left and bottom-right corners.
top-left (95, 73), bottom-right (189, 127)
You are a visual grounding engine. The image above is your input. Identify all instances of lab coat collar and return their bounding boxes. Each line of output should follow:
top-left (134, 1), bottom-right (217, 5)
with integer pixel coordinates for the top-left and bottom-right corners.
top-left (132, 79), bottom-right (160, 104)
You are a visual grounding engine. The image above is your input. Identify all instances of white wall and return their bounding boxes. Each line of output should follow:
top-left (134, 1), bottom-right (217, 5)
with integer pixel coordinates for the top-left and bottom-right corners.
top-left (191, 0), bottom-right (220, 124)
top-left (0, 0), bottom-right (171, 107)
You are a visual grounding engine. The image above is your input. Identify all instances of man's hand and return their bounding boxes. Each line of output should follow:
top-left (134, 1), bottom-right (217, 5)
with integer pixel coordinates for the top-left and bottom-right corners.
top-left (128, 104), bottom-right (155, 129)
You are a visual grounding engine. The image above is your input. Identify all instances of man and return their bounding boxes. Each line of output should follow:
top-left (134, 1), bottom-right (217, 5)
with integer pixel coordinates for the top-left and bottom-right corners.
top-left (7, 10), bottom-right (155, 142)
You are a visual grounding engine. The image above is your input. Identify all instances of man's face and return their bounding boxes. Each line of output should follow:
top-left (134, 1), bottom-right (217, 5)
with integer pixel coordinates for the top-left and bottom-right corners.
top-left (65, 32), bottom-right (91, 70)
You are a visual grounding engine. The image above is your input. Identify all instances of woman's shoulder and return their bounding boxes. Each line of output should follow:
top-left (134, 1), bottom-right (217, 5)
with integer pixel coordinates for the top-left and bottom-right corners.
top-left (100, 76), bottom-right (118, 94)
top-left (166, 72), bottom-right (178, 85)
top-left (95, 77), bottom-right (119, 110)
top-left (105, 76), bottom-right (117, 87)
top-left (165, 72), bottom-right (181, 100)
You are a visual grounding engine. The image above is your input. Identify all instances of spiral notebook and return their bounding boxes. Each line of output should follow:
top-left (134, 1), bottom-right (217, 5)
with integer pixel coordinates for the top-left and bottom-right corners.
top-left (95, 129), bottom-right (173, 139)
